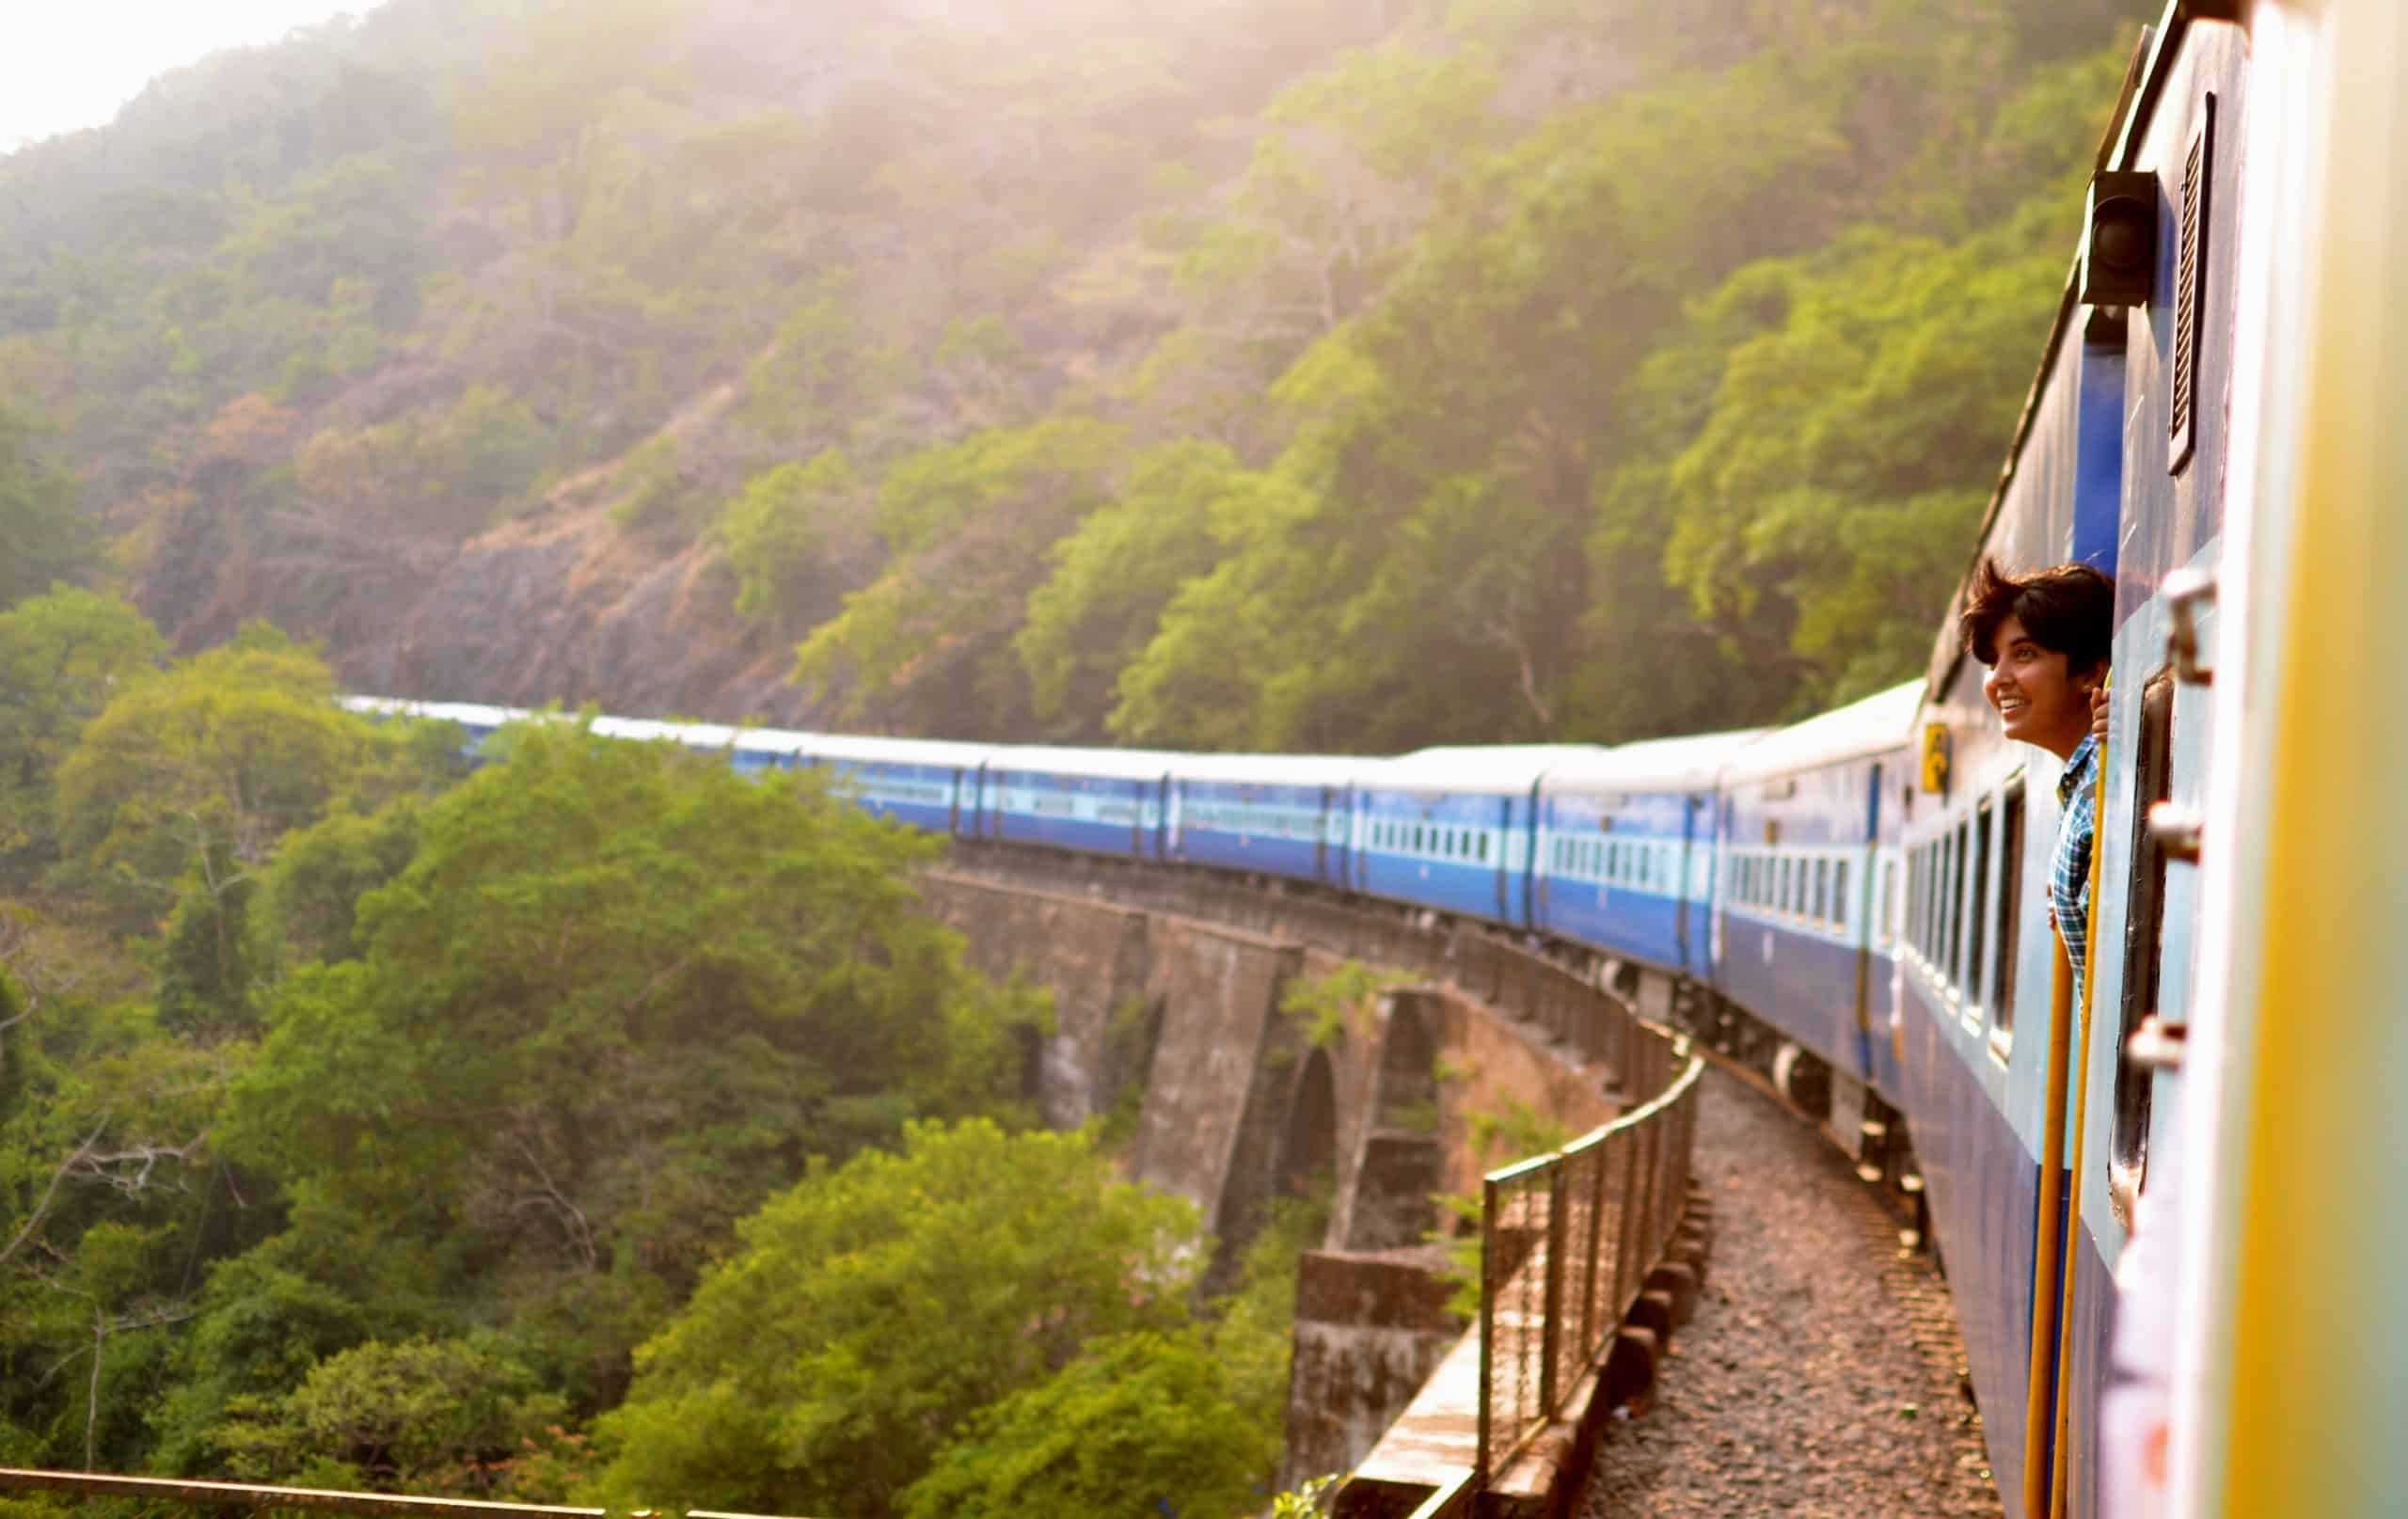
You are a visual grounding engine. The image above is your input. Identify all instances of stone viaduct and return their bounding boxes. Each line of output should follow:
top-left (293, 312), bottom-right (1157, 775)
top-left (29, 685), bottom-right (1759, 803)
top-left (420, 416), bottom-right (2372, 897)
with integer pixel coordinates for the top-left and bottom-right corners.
top-left (921, 843), bottom-right (1652, 1487)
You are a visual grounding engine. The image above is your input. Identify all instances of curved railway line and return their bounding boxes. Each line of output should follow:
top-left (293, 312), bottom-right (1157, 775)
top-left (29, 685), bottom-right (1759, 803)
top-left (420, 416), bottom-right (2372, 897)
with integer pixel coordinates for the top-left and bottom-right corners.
top-left (1579, 1065), bottom-right (1998, 1519)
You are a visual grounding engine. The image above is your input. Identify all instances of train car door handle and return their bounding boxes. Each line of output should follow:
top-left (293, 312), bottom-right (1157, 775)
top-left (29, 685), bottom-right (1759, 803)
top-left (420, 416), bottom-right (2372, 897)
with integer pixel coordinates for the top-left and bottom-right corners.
top-left (2164, 565), bottom-right (2216, 686)
top-left (2148, 801), bottom-right (2204, 864)
top-left (2128, 1014), bottom-right (2186, 1071)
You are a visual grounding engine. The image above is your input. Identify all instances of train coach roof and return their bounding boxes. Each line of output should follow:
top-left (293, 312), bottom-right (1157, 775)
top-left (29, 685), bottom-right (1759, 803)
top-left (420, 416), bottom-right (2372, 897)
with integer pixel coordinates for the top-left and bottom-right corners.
top-left (339, 695), bottom-right (536, 730)
top-left (984, 745), bottom-right (1183, 782)
top-left (798, 734), bottom-right (998, 768)
top-left (588, 715), bottom-right (807, 756)
top-left (1720, 681), bottom-right (1923, 782)
top-left (1167, 752), bottom-right (1373, 789)
top-left (1364, 744), bottom-right (1608, 796)
top-left (1537, 729), bottom-right (1771, 795)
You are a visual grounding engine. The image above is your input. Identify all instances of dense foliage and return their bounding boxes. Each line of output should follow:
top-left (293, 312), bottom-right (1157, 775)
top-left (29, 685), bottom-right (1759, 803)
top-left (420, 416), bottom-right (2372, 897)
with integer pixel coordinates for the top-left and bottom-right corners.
top-left (0, 591), bottom-right (1320, 1511)
top-left (0, 0), bottom-right (2147, 743)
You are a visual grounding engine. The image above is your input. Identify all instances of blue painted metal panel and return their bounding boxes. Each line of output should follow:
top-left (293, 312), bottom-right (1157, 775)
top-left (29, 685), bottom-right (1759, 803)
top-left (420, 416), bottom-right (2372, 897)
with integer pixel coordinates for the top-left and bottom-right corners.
top-left (1355, 787), bottom-right (1527, 926)
top-left (2070, 341), bottom-right (2127, 576)
top-left (1171, 778), bottom-right (1343, 886)
top-left (820, 759), bottom-right (967, 835)
top-left (988, 768), bottom-right (1166, 861)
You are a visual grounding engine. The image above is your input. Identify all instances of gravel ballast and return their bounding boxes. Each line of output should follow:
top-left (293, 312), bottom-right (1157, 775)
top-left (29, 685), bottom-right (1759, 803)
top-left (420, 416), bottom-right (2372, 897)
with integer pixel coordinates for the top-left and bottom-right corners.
top-left (1577, 1067), bottom-right (2004, 1518)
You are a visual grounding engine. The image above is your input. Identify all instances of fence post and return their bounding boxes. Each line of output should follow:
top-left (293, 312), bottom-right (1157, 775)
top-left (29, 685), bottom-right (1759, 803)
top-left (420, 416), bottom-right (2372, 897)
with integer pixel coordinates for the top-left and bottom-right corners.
top-left (1540, 1162), bottom-right (1567, 1413)
top-left (1581, 1138), bottom-right (1609, 1363)
top-left (1478, 1176), bottom-right (1498, 1484)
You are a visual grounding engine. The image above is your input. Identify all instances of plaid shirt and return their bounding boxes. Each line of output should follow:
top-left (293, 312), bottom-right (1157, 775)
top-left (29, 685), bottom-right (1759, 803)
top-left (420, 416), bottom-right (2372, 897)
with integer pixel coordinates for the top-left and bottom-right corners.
top-left (2052, 735), bottom-right (2100, 991)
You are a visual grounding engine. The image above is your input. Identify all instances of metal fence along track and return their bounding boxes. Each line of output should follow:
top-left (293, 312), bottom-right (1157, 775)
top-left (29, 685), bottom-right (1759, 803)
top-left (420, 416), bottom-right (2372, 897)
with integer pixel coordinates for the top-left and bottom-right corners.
top-left (1476, 1044), bottom-right (1704, 1481)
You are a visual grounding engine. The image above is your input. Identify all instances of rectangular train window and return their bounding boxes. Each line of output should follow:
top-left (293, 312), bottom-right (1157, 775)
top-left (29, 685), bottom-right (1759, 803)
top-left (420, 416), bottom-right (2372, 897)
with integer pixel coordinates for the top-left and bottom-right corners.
top-left (1992, 782), bottom-right (2025, 1053)
top-left (1905, 850), bottom-right (1921, 953)
top-left (1942, 826), bottom-right (1964, 991)
top-left (1834, 859), bottom-right (1850, 934)
top-left (1968, 800), bottom-right (1993, 1018)
top-left (2114, 672), bottom-right (2180, 1213)
top-left (1918, 842), bottom-right (1935, 967)
top-left (1877, 858), bottom-right (1897, 950)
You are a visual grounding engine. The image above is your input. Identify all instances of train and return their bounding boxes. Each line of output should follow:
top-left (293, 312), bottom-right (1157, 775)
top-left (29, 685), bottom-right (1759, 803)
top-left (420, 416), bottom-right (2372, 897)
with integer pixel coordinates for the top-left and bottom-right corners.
top-left (344, 1), bottom-right (2408, 1514)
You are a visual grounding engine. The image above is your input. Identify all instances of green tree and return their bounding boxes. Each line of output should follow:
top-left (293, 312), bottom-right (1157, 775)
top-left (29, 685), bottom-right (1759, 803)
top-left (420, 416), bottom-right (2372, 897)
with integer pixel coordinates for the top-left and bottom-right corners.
top-left (1015, 439), bottom-right (1244, 737)
top-left (225, 725), bottom-right (1040, 1409)
top-left (51, 631), bottom-right (375, 930)
top-left (0, 590), bottom-right (166, 881)
top-left (713, 451), bottom-right (863, 633)
top-left (590, 1120), bottom-right (1201, 1519)
top-left (791, 418), bottom-right (1124, 736)
top-left (205, 1336), bottom-right (565, 1495)
top-left (0, 409), bottom-right (91, 610)
top-left (899, 1329), bottom-right (1277, 1519)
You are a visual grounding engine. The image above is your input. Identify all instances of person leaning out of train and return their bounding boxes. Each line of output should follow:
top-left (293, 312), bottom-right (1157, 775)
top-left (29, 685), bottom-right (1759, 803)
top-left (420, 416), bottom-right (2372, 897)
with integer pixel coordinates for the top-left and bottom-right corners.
top-left (1957, 557), bottom-right (2116, 989)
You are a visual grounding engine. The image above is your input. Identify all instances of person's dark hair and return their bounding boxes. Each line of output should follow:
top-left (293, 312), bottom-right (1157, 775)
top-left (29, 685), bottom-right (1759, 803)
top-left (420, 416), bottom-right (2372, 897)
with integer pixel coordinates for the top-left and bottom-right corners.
top-left (1959, 557), bottom-right (2115, 672)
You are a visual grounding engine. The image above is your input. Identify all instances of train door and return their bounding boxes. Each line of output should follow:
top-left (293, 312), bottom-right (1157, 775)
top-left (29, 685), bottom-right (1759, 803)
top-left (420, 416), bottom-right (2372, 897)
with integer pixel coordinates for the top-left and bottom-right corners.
top-left (1851, 763), bottom-right (1884, 1074)
top-left (1675, 794), bottom-right (1701, 973)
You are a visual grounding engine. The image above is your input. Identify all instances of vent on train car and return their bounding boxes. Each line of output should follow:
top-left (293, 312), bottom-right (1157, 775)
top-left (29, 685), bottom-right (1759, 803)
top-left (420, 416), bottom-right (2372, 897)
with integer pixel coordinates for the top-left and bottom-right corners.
top-left (2168, 95), bottom-right (2216, 476)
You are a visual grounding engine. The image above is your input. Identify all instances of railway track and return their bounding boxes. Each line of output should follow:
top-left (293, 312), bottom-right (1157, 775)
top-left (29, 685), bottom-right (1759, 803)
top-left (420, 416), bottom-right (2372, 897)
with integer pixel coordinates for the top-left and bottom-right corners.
top-left (1576, 1066), bottom-right (2001, 1518)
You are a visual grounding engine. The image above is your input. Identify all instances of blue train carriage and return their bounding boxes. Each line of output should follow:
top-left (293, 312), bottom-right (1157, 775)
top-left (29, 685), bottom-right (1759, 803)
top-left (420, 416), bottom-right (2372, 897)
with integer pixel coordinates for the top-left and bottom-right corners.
top-left (793, 733), bottom-right (995, 836)
top-left (1164, 752), bottom-right (1365, 889)
top-left (588, 715), bottom-right (804, 779)
top-left (1897, 10), bottom-right (2248, 1511)
top-left (337, 695), bottom-right (535, 760)
top-left (1531, 730), bottom-right (1768, 988)
top-left (1709, 681), bottom-right (1920, 1100)
top-left (974, 746), bottom-right (1180, 861)
top-left (1349, 746), bottom-right (1602, 929)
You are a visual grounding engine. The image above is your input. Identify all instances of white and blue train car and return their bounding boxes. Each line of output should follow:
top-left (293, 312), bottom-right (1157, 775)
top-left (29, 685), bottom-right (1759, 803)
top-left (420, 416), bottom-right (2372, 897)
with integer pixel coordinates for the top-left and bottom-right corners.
top-left (974, 747), bottom-right (1178, 860)
top-left (1349, 746), bottom-right (1598, 927)
top-left (1708, 682), bottom-right (1919, 1096)
top-left (796, 734), bottom-right (993, 835)
top-left (1532, 731), bottom-right (1766, 981)
top-left (589, 715), bottom-right (804, 778)
top-left (338, 696), bottom-right (531, 756)
top-left (1895, 9), bottom-right (2249, 1509)
top-left (1165, 753), bottom-right (1360, 889)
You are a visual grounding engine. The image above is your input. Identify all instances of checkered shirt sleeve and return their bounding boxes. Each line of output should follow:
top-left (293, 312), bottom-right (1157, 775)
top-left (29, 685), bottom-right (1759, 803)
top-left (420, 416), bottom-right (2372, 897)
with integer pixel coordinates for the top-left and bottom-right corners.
top-left (2051, 735), bottom-right (2100, 989)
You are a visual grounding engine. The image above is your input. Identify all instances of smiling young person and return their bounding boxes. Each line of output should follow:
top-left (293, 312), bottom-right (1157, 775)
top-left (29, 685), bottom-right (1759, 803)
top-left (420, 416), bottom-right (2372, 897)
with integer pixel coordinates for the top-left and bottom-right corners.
top-left (1959, 557), bottom-right (2116, 989)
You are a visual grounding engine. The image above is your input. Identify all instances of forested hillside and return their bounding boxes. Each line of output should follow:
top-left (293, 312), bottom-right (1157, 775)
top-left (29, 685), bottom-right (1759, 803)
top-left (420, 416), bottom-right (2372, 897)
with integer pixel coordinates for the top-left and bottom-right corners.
top-left (3, 0), bottom-right (2147, 746)
top-left (0, 592), bottom-right (1315, 1512)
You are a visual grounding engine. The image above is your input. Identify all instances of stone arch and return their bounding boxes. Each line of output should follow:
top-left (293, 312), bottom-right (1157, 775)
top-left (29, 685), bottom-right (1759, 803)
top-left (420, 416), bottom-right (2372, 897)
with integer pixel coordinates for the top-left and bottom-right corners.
top-left (1369, 992), bottom-right (1441, 1133)
top-left (1274, 1045), bottom-right (1339, 1210)
top-left (1338, 990), bottom-right (1447, 1251)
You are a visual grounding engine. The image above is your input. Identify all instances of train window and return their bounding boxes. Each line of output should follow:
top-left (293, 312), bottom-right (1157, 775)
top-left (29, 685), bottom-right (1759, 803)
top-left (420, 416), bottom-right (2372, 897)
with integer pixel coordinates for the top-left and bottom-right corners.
top-left (1878, 858), bottom-right (1898, 949)
top-left (1776, 857), bottom-right (1792, 914)
top-left (1905, 851), bottom-right (1921, 952)
top-left (1992, 783), bottom-right (2026, 1050)
top-left (1479, 832), bottom-right (1490, 863)
top-left (1940, 829), bottom-right (1960, 988)
top-left (2114, 672), bottom-right (2179, 1210)
top-left (1968, 801), bottom-right (1993, 1015)
top-left (1834, 859), bottom-right (1850, 933)
top-left (1956, 820), bottom-right (1978, 992)
top-left (1811, 859), bottom-right (1829, 924)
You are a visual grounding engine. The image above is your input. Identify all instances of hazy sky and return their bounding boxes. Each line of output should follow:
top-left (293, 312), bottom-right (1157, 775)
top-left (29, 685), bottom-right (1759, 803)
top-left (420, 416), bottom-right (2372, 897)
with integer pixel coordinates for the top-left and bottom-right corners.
top-left (4, 0), bottom-right (364, 151)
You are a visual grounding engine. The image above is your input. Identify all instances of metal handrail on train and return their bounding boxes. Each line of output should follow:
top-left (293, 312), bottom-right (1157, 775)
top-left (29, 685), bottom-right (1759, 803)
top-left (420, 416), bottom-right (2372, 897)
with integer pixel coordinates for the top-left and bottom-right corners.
top-left (1474, 1038), bottom-right (1705, 1482)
